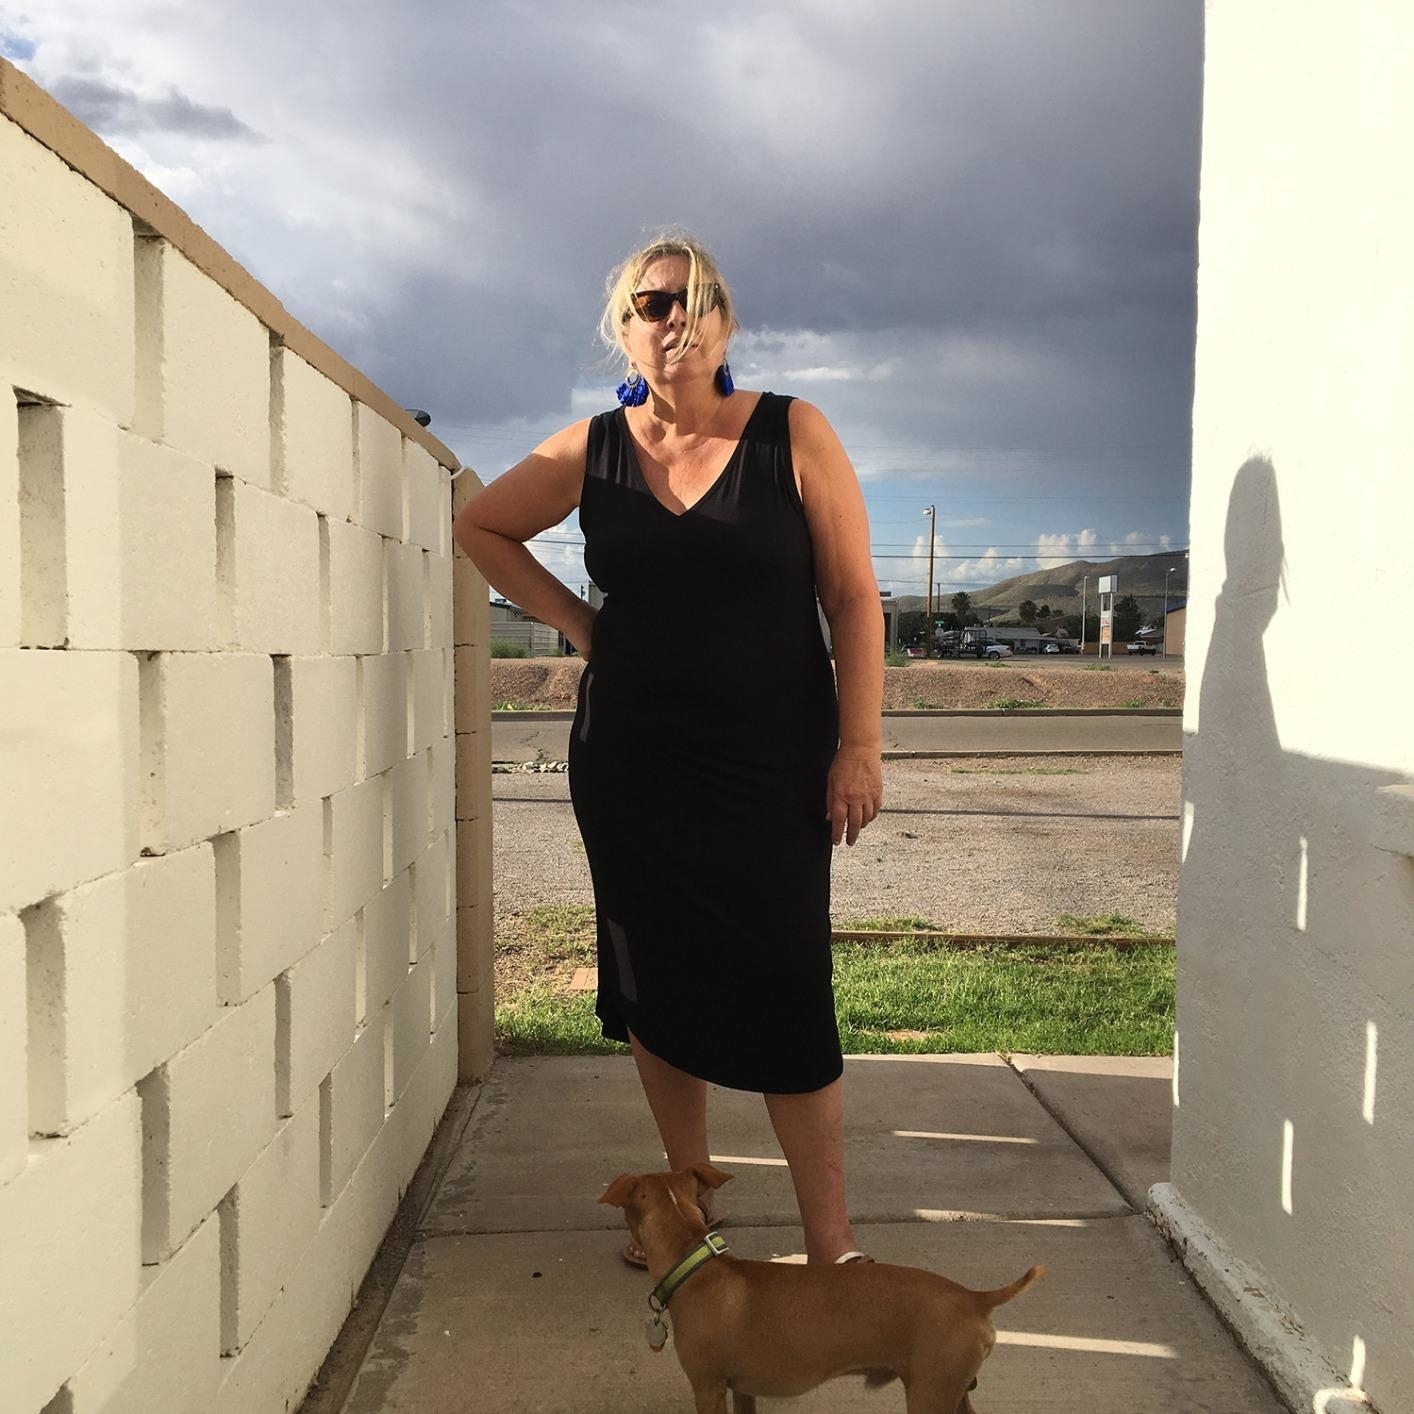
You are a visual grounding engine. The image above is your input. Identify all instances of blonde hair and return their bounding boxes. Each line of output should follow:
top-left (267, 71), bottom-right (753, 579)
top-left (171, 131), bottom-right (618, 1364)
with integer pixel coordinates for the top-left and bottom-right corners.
top-left (599, 229), bottom-right (737, 370)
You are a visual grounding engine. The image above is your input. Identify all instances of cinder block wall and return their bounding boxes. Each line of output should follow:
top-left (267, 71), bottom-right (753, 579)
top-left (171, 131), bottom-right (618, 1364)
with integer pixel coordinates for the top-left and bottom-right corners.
top-left (0, 61), bottom-right (493, 1414)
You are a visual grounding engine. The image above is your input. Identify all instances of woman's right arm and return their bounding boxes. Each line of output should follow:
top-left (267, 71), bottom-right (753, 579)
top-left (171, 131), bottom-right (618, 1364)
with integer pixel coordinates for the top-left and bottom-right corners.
top-left (450, 419), bottom-right (597, 656)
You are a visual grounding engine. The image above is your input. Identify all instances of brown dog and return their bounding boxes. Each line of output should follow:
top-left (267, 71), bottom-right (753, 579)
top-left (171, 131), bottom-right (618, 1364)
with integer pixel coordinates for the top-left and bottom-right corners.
top-left (600, 1163), bottom-right (1043, 1414)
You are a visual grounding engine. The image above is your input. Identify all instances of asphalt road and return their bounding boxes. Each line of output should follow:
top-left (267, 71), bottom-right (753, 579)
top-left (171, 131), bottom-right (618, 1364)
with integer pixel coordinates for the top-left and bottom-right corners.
top-left (492, 710), bottom-right (1182, 762)
top-left (492, 753), bottom-right (1181, 936)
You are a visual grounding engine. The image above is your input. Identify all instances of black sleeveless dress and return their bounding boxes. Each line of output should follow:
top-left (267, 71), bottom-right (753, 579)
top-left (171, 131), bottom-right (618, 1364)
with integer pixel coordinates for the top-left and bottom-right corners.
top-left (568, 392), bottom-right (843, 1093)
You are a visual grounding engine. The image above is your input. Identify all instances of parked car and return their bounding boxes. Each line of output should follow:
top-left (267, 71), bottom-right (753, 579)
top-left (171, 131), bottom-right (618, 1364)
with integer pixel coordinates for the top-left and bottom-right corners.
top-left (1042, 639), bottom-right (1079, 654)
top-left (984, 643), bottom-right (1013, 659)
top-left (1126, 639), bottom-right (1160, 655)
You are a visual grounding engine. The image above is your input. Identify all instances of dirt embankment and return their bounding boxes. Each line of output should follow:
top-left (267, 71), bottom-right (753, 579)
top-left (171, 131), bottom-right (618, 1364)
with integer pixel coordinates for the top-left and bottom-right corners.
top-left (490, 658), bottom-right (1183, 710)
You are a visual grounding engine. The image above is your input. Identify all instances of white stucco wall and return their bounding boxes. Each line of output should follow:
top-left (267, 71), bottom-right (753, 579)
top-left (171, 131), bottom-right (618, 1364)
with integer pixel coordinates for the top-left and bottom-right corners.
top-left (1154, 5), bottom-right (1414, 1412)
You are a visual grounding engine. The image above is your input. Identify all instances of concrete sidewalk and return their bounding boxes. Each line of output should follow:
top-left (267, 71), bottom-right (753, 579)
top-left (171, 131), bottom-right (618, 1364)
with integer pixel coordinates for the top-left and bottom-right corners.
top-left (328, 1054), bottom-right (1284, 1413)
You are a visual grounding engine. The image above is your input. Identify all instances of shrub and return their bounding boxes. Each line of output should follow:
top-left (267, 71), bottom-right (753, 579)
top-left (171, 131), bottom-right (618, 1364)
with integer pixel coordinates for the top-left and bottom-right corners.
top-left (489, 639), bottom-right (530, 658)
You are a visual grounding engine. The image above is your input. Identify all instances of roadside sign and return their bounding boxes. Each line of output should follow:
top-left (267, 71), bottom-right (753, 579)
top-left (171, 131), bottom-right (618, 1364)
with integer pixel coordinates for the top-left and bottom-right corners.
top-left (1099, 608), bottom-right (1113, 645)
top-left (1097, 575), bottom-right (1117, 595)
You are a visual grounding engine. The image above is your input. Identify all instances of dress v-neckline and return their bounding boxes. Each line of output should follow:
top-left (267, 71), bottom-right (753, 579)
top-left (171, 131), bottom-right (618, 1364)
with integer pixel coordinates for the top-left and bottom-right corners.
top-left (620, 394), bottom-right (767, 519)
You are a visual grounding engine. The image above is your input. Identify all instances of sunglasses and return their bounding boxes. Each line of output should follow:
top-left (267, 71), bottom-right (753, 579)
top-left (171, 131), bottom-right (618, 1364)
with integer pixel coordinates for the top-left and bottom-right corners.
top-left (628, 283), bottom-right (722, 323)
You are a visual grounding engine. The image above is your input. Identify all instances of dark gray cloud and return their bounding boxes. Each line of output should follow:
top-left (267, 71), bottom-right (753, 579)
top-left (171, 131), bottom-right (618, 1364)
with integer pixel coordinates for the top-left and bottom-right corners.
top-left (270, 0), bottom-right (1202, 487)
top-left (18, 0), bottom-right (1201, 571)
top-left (48, 74), bottom-right (264, 141)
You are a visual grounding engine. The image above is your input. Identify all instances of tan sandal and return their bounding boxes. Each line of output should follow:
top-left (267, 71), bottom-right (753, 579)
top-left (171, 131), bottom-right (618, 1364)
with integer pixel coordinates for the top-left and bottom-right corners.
top-left (620, 1205), bottom-right (725, 1271)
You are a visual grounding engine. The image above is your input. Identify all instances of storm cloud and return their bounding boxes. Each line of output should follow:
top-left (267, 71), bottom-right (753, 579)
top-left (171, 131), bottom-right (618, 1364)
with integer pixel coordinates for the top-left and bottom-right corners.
top-left (10, 0), bottom-right (1202, 588)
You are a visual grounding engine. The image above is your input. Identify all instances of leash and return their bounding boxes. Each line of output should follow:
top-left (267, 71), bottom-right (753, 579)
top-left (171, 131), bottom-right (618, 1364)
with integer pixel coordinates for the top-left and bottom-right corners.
top-left (645, 1231), bottom-right (730, 1351)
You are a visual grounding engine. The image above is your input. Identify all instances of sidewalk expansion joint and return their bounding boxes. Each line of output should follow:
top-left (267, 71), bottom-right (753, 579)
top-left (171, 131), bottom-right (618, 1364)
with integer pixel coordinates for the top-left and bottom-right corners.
top-left (1000, 1054), bottom-right (1138, 1217)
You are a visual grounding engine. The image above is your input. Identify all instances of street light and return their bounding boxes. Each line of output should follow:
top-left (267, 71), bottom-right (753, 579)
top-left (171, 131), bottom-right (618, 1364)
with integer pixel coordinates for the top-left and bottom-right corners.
top-left (923, 505), bottom-right (936, 655)
top-left (1080, 575), bottom-right (1089, 654)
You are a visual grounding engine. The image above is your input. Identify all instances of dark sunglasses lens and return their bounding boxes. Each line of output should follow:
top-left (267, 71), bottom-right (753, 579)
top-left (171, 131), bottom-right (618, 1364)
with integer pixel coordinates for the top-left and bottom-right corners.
top-left (631, 285), bottom-right (719, 321)
top-left (634, 291), bottom-right (676, 320)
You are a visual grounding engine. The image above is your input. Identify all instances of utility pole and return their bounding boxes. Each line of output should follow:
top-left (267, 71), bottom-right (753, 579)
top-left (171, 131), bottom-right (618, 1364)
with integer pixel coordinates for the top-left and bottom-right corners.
top-left (1080, 575), bottom-right (1088, 654)
top-left (923, 505), bottom-right (936, 655)
top-left (1162, 567), bottom-right (1174, 658)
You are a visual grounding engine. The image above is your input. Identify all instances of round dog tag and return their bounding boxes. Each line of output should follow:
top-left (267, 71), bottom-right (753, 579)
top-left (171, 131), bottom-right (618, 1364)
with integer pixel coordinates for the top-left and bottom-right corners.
top-left (645, 1313), bottom-right (669, 1351)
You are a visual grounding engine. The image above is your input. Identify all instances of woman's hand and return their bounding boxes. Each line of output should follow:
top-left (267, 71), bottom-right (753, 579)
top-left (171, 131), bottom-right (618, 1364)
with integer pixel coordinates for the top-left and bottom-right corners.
top-left (826, 745), bottom-right (883, 846)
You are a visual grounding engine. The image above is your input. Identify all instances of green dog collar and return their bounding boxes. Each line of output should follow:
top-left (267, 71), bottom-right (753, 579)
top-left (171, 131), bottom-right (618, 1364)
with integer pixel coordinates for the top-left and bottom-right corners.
top-left (648, 1230), bottom-right (731, 1313)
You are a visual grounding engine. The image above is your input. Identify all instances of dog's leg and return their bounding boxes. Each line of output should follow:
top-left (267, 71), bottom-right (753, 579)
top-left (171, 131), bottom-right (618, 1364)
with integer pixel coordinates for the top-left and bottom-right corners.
top-left (729, 1391), bottom-right (758, 1414)
top-left (691, 1380), bottom-right (729, 1414)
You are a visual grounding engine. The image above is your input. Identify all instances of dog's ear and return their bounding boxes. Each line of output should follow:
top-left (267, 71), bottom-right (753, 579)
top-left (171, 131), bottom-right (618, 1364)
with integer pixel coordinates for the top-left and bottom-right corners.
top-left (599, 1174), bottom-right (639, 1209)
top-left (687, 1162), bottom-right (733, 1192)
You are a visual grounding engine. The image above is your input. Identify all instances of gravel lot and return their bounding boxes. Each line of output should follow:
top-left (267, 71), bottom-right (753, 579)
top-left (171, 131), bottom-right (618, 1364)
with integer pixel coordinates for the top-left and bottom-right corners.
top-left (490, 659), bottom-right (1184, 711)
top-left (492, 754), bottom-right (1180, 937)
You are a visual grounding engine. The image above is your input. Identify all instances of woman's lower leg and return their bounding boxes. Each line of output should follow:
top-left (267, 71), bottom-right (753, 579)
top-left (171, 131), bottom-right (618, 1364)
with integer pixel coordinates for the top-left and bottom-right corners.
top-left (765, 1078), bottom-right (858, 1264)
top-left (628, 1031), bottom-right (711, 1171)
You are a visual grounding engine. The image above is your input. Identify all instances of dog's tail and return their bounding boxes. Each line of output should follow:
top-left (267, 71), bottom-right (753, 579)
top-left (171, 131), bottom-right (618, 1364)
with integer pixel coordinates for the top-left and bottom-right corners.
top-left (977, 1264), bottom-right (1045, 1310)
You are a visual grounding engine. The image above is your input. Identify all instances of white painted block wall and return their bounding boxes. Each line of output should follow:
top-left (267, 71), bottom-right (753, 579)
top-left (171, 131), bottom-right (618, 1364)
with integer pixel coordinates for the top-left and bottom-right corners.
top-left (0, 81), bottom-right (487, 1414)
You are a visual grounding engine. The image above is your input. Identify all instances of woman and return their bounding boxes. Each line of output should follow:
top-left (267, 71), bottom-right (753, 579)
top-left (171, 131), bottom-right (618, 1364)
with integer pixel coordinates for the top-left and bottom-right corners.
top-left (452, 231), bottom-right (884, 1266)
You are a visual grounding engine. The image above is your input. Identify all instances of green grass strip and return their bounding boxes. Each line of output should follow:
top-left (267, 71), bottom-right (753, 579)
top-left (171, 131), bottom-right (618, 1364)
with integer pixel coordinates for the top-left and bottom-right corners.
top-left (495, 937), bottom-right (1173, 1059)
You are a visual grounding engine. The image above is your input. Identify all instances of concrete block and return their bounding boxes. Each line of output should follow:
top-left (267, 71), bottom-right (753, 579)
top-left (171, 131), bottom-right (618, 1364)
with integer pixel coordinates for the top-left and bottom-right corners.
top-left (0, 1094), bottom-right (142, 1412)
top-left (414, 831), bottom-right (451, 962)
top-left (216, 477), bottom-right (320, 653)
top-left (455, 726), bottom-right (493, 819)
top-left (355, 404), bottom-right (403, 539)
top-left (0, 648), bottom-right (139, 914)
top-left (457, 979), bottom-right (496, 1082)
top-left (0, 392), bottom-right (16, 648)
top-left (456, 900), bottom-right (495, 995)
top-left (431, 928), bottom-right (457, 1036)
top-left (324, 1011), bottom-right (386, 1202)
top-left (275, 347), bottom-right (354, 520)
top-left (24, 407), bottom-right (220, 651)
top-left (386, 538), bottom-right (427, 651)
top-left (452, 555), bottom-right (492, 647)
top-left (410, 647), bottom-right (446, 753)
top-left (214, 804), bottom-right (323, 1005)
top-left (325, 774), bottom-right (384, 932)
top-left (0, 117), bottom-right (136, 425)
top-left (450, 465), bottom-right (484, 515)
top-left (390, 750), bottom-right (430, 880)
top-left (65, 1214), bottom-right (221, 1414)
top-left (326, 515), bottom-right (384, 655)
top-left (365, 868), bottom-right (413, 1020)
top-left (433, 715), bottom-right (459, 832)
top-left (1, 914), bottom-right (24, 1182)
top-left (406, 439), bottom-right (445, 552)
top-left (278, 654), bottom-right (357, 807)
top-left (26, 846), bottom-right (217, 1138)
top-left (141, 652), bottom-right (275, 855)
top-left (209, 1217), bottom-right (351, 1414)
top-left (142, 989), bottom-right (276, 1262)
top-left (98, 431), bottom-right (219, 651)
top-left (155, 242), bottom-right (271, 488)
top-left (392, 955), bottom-right (432, 1101)
top-left (221, 1095), bottom-right (321, 1353)
top-left (454, 644), bottom-right (491, 734)
top-left (361, 651), bottom-right (407, 778)
top-left (278, 916), bottom-right (357, 1118)
top-left (458, 808), bottom-right (497, 916)
top-left (429, 549), bottom-right (454, 649)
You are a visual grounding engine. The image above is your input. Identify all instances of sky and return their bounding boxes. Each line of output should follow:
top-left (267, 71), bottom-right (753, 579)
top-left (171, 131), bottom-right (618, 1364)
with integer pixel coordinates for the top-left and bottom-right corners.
top-left (1, 0), bottom-right (1202, 599)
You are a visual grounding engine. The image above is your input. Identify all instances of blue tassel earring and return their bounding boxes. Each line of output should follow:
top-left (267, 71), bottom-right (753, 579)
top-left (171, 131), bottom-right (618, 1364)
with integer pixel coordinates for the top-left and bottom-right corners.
top-left (716, 359), bottom-right (735, 397)
top-left (616, 366), bottom-right (649, 407)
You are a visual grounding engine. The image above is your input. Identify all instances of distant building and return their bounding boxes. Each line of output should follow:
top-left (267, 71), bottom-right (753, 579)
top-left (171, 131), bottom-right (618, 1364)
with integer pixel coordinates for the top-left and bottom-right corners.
top-left (490, 600), bottom-right (562, 655)
top-left (1164, 599), bottom-right (1187, 657)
